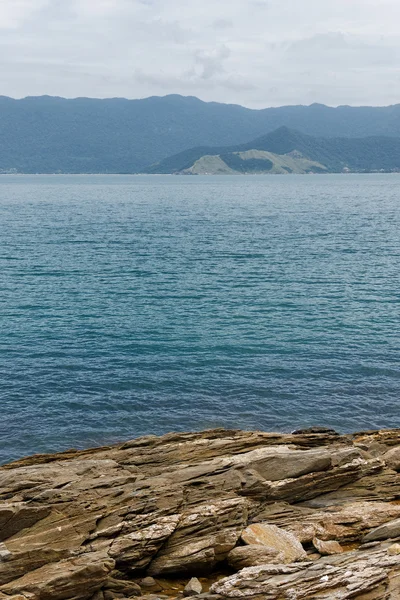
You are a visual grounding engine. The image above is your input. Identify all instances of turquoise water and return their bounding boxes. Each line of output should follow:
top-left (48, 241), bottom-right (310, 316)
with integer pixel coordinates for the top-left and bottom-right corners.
top-left (1, 174), bottom-right (399, 464)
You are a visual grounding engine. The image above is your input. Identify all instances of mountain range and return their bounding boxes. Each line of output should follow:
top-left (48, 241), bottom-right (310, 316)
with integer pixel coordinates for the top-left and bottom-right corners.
top-left (145, 126), bottom-right (400, 174)
top-left (1, 95), bottom-right (400, 173)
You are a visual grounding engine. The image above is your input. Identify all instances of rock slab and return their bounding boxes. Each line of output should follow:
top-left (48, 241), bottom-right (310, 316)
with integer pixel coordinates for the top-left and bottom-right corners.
top-left (241, 523), bottom-right (307, 562)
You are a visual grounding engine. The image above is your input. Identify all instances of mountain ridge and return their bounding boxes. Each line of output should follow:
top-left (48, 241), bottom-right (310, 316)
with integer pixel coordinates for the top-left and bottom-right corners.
top-left (1, 95), bottom-right (400, 173)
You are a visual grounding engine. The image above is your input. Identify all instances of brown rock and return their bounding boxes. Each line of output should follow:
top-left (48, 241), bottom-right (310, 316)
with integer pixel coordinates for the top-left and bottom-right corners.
top-left (241, 523), bottom-right (307, 562)
top-left (0, 427), bottom-right (397, 599)
top-left (210, 545), bottom-right (400, 599)
top-left (0, 551), bottom-right (114, 600)
top-left (388, 543), bottom-right (400, 555)
top-left (255, 500), bottom-right (400, 544)
top-left (140, 576), bottom-right (162, 591)
top-left (227, 545), bottom-right (285, 569)
top-left (312, 537), bottom-right (344, 555)
top-left (383, 446), bottom-right (400, 471)
top-left (147, 499), bottom-right (247, 576)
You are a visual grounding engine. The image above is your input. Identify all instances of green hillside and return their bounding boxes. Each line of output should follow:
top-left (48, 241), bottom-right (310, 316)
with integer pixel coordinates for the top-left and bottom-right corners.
top-left (144, 127), bottom-right (400, 174)
top-left (182, 149), bottom-right (327, 175)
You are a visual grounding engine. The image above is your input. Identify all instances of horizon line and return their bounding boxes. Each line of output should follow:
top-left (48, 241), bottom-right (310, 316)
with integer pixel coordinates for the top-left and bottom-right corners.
top-left (0, 93), bottom-right (399, 111)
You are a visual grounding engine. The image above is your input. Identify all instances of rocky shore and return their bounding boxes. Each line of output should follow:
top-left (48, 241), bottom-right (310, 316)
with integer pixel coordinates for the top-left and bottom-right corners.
top-left (0, 427), bottom-right (400, 599)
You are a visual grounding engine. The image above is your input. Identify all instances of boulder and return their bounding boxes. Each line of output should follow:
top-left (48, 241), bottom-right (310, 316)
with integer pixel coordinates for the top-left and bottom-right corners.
top-left (312, 537), bottom-right (343, 555)
top-left (383, 447), bottom-right (400, 471)
top-left (140, 577), bottom-right (162, 592)
top-left (241, 523), bottom-right (307, 563)
top-left (183, 577), bottom-right (203, 596)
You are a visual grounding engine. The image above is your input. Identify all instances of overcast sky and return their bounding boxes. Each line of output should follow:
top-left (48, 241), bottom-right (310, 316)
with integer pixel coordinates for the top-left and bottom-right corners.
top-left (1, 0), bottom-right (399, 107)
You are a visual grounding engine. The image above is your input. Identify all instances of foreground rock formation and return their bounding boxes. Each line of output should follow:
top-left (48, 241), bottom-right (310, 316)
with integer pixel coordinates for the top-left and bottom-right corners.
top-left (0, 427), bottom-right (399, 599)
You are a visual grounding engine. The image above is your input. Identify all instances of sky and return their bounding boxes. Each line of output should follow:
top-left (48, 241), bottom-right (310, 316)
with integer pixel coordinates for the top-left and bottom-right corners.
top-left (1, 0), bottom-right (399, 108)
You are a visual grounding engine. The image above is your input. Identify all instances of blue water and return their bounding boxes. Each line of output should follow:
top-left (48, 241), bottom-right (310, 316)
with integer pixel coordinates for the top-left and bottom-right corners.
top-left (0, 174), bottom-right (399, 464)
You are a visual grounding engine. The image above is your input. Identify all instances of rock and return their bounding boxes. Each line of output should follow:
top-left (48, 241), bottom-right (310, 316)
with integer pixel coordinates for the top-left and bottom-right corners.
top-left (227, 545), bottom-right (285, 569)
top-left (363, 517), bottom-right (400, 542)
top-left (147, 499), bottom-right (247, 576)
top-left (255, 499), bottom-right (400, 545)
top-left (312, 537), bottom-right (343, 555)
top-left (140, 596), bottom-right (169, 600)
top-left (383, 447), bottom-right (400, 471)
top-left (292, 426), bottom-right (339, 435)
top-left (108, 515), bottom-right (181, 571)
top-left (0, 551), bottom-right (115, 600)
top-left (210, 545), bottom-right (400, 599)
top-left (183, 577), bottom-right (202, 596)
top-left (241, 523), bottom-right (307, 563)
top-left (388, 543), bottom-right (400, 555)
top-left (103, 575), bottom-right (141, 597)
top-left (140, 576), bottom-right (162, 591)
top-left (0, 427), bottom-right (397, 599)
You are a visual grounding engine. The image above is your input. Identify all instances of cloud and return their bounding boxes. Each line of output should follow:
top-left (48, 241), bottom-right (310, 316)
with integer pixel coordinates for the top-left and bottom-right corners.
top-left (0, 0), bottom-right (399, 107)
top-left (188, 46), bottom-right (231, 80)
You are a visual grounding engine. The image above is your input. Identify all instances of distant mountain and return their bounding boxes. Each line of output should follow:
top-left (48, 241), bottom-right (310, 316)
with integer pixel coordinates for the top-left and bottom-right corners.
top-left (144, 127), bottom-right (400, 174)
top-left (1, 95), bottom-right (400, 173)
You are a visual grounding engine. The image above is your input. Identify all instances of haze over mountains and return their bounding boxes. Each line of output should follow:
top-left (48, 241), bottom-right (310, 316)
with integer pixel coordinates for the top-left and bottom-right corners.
top-left (1, 94), bottom-right (400, 174)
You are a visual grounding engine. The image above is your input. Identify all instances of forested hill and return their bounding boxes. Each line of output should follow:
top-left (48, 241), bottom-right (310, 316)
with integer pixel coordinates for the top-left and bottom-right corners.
top-left (144, 127), bottom-right (400, 174)
top-left (1, 95), bottom-right (400, 173)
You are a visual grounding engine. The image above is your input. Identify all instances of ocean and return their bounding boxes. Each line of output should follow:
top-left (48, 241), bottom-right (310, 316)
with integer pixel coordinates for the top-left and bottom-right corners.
top-left (0, 174), bottom-right (399, 464)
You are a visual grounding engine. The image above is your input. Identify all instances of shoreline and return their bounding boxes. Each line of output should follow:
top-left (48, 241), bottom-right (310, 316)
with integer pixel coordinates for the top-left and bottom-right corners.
top-left (0, 427), bottom-right (399, 599)
top-left (2, 425), bottom-right (397, 469)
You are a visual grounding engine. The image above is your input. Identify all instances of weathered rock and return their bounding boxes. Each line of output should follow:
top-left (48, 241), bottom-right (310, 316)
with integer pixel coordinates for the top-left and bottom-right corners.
top-left (0, 427), bottom-right (397, 599)
top-left (140, 576), bottom-right (162, 591)
top-left (140, 595), bottom-right (169, 600)
top-left (147, 499), bottom-right (247, 576)
top-left (183, 577), bottom-right (203, 596)
top-left (383, 446), bottom-right (400, 471)
top-left (312, 537), bottom-right (343, 555)
top-left (103, 575), bottom-right (141, 597)
top-left (0, 551), bottom-right (115, 600)
top-left (363, 517), bottom-right (400, 542)
top-left (210, 545), bottom-right (400, 599)
top-left (255, 500), bottom-right (400, 544)
top-left (108, 515), bottom-right (181, 571)
top-left (292, 426), bottom-right (339, 435)
top-left (241, 523), bottom-right (307, 563)
top-left (227, 545), bottom-right (285, 569)
top-left (388, 543), bottom-right (400, 555)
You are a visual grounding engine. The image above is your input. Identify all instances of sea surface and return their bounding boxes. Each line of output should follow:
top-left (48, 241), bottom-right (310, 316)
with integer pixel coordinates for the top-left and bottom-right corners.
top-left (0, 174), bottom-right (399, 464)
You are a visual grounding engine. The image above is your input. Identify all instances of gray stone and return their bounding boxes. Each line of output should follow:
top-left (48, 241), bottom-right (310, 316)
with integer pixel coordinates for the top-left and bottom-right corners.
top-left (363, 518), bottom-right (400, 542)
top-left (183, 577), bottom-right (202, 596)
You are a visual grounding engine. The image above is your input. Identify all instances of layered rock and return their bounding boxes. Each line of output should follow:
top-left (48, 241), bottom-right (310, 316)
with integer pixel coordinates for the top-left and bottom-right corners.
top-left (0, 427), bottom-right (398, 599)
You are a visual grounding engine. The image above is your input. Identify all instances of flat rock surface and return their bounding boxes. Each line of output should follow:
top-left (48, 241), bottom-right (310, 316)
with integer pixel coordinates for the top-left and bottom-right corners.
top-left (0, 427), bottom-right (398, 599)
